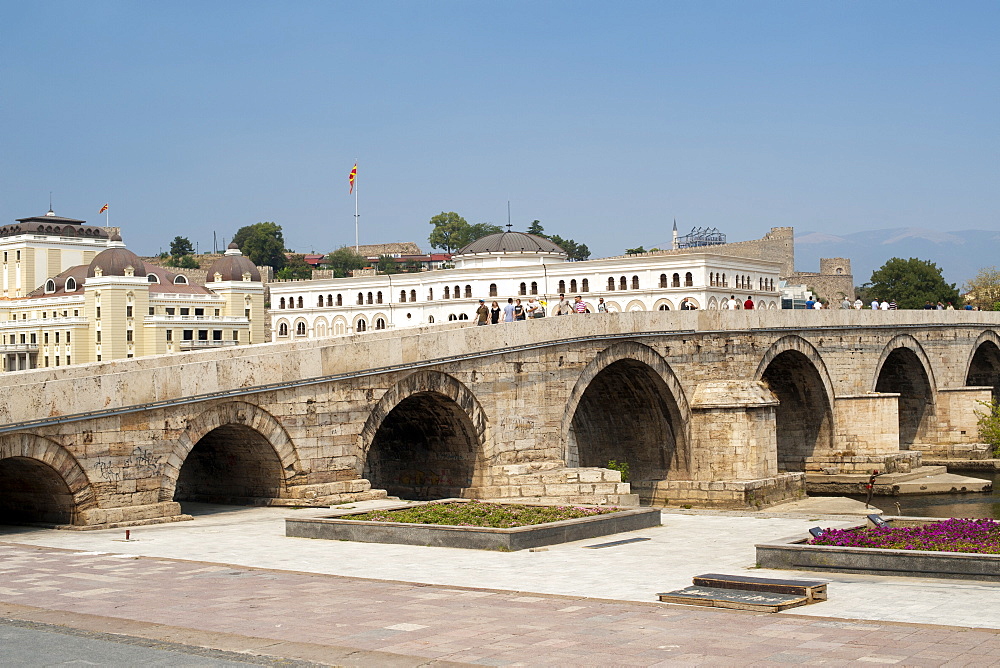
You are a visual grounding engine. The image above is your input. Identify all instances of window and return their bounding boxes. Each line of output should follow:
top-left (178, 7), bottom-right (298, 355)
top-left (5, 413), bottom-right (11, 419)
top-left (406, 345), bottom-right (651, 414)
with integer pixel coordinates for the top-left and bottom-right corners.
top-left (570, 279), bottom-right (578, 292)
top-left (366, 292), bottom-right (373, 305)
top-left (357, 293), bottom-right (364, 305)
top-left (232, 330), bottom-right (239, 341)
top-left (428, 315), bottom-right (435, 323)
top-left (400, 290), bottom-right (407, 302)
top-left (558, 280), bottom-right (566, 293)
top-left (96, 307), bottom-right (101, 319)
top-left (607, 277), bottom-right (615, 291)
top-left (685, 272), bottom-right (693, 287)
top-left (96, 330), bottom-right (101, 343)
top-left (375, 317), bottom-right (386, 330)
top-left (326, 294), bottom-right (333, 306)
top-left (66, 356), bottom-right (70, 365)
top-left (148, 307), bottom-right (154, 315)
top-left (45, 279), bottom-right (56, 293)
top-left (376, 291), bottom-right (383, 304)
top-left (280, 297), bottom-right (286, 309)
top-left (410, 289), bottom-right (416, 302)
top-left (297, 296), bottom-right (304, 308)
top-left (454, 285), bottom-right (460, 299)
top-left (213, 330), bottom-right (222, 341)
top-left (198, 330), bottom-right (208, 341)
top-left (582, 278), bottom-right (589, 292)
top-left (722, 273), bottom-right (727, 287)
top-left (166, 330), bottom-right (172, 341)
top-left (295, 322), bottom-right (306, 336)
top-left (519, 282), bottom-right (527, 296)
top-left (672, 273), bottom-right (681, 288)
top-left (183, 330), bottom-right (194, 341)
top-left (147, 274), bottom-right (158, 283)
top-left (166, 307), bottom-right (175, 315)
top-left (126, 306), bottom-right (133, 318)
top-left (66, 332), bottom-right (70, 343)
top-left (44, 332), bottom-right (49, 344)
top-left (619, 276), bottom-right (627, 290)
top-left (659, 304), bottom-right (670, 310)
top-left (444, 286), bottom-right (450, 299)
top-left (428, 288), bottom-right (433, 300)
top-left (632, 276), bottom-right (639, 290)
top-left (448, 314), bottom-right (457, 321)
top-left (336, 294), bottom-right (342, 306)
top-left (489, 283), bottom-right (498, 297)
top-left (173, 275), bottom-right (188, 284)
top-left (30, 333), bottom-right (36, 344)
top-left (126, 330), bottom-right (133, 342)
top-left (214, 309), bottom-right (219, 316)
top-left (318, 295), bottom-right (324, 306)
top-left (74, 310), bottom-right (78, 317)
top-left (278, 323), bottom-right (288, 337)
top-left (356, 319), bottom-right (367, 332)
top-left (464, 285), bottom-right (472, 298)
top-left (660, 274), bottom-right (668, 288)
top-left (54, 332), bottom-right (59, 344)
top-left (180, 308), bottom-right (190, 316)
top-left (530, 282), bottom-right (538, 295)
top-left (458, 313), bottom-right (468, 320)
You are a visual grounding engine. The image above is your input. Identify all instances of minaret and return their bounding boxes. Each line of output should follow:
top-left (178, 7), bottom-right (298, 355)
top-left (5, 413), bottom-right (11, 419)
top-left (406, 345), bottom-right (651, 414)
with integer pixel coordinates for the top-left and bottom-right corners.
top-left (672, 219), bottom-right (679, 250)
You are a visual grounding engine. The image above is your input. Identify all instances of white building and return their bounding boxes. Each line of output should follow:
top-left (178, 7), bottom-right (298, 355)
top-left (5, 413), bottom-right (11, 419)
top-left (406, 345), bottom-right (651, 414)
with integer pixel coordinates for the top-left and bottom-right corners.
top-left (270, 230), bottom-right (782, 340)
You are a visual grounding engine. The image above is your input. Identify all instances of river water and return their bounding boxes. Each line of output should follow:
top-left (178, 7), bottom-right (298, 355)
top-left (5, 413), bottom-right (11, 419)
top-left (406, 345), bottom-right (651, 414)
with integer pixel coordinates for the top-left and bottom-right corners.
top-left (846, 470), bottom-right (1000, 519)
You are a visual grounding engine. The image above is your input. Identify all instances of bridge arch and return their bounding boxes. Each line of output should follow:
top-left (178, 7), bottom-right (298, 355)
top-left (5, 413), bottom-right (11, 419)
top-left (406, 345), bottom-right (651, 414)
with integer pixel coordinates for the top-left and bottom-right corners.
top-left (755, 336), bottom-right (836, 471)
top-left (0, 434), bottom-right (95, 526)
top-left (162, 401), bottom-right (299, 504)
top-left (966, 330), bottom-right (1000, 400)
top-left (563, 342), bottom-right (691, 485)
top-left (873, 335), bottom-right (937, 449)
top-left (359, 370), bottom-right (488, 500)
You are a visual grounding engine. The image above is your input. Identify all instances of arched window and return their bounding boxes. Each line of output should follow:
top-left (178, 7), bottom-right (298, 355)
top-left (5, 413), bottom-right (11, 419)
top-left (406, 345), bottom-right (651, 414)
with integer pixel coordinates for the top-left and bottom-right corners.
top-left (619, 276), bottom-right (627, 290)
top-left (45, 279), bottom-right (55, 293)
top-left (444, 286), bottom-right (450, 299)
top-left (174, 275), bottom-right (188, 284)
top-left (672, 273), bottom-right (681, 288)
top-left (297, 296), bottom-right (304, 308)
top-left (581, 278), bottom-right (589, 292)
top-left (519, 282), bottom-right (527, 296)
top-left (376, 291), bottom-right (383, 304)
top-left (448, 314), bottom-right (457, 321)
top-left (318, 295), bottom-right (324, 307)
top-left (357, 293), bottom-right (364, 305)
top-left (631, 276), bottom-right (639, 290)
top-left (659, 274), bottom-right (667, 288)
top-left (375, 317), bottom-right (386, 330)
top-left (658, 304), bottom-right (670, 310)
top-left (327, 295), bottom-right (333, 306)
top-left (570, 279), bottom-right (578, 292)
top-left (278, 323), bottom-right (288, 336)
top-left (428, 315), bottom-right (435, 323)
top-left (464, 285), bottom-right (472, 298)
top-left (356, 319), bottom-right (367, 332)
top-left (558, 280), bottom-right (566, 293)
top-left (530, 281), bottom-right (538, 295)
top-left (336, 294), bottom-right (342, 306)
top-left (458, 313), bottom-right (468, 320)
top-left (454, 285), bottom-right (461, 299)
top-left (296, 321), bottom-right (306, 336)
top-left (400, 290), bottom-right (407, 302)
top-left (428, 288), bottom-right (434, 300)
top-left (684, 272), bottom-right (693, 287)
top-left (410, 289), bottom-right (417, 302)
top-left (366, 292), bottom-right (373, 305)
top-left (607, 277), bottom-right (615, 291)
top-left (146, 274), bottom-right (158, 283)
top-left (722, 273), bottom-right (727, 287)
top-left (489, 283), bottom-right (497, 297)
top-left (66, 277), bottom-right (77, 291)
top-left (279, 297), bottom-right (286, 309)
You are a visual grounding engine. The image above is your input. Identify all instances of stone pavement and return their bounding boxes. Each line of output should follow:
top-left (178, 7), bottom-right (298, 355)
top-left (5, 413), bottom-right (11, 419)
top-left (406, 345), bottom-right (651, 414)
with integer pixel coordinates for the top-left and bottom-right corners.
top-left (1, 501), bottom-right (1000, 666)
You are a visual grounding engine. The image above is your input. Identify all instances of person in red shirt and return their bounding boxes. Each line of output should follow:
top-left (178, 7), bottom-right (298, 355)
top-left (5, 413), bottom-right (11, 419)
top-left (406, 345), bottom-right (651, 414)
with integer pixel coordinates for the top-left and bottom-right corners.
top-left (744, 296), bottom-right (754, 310)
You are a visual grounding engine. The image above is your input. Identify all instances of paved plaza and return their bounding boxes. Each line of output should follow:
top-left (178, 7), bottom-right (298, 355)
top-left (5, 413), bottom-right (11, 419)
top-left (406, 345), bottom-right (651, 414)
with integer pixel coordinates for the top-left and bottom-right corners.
top-left (2, 500), bottom-right (999, 666)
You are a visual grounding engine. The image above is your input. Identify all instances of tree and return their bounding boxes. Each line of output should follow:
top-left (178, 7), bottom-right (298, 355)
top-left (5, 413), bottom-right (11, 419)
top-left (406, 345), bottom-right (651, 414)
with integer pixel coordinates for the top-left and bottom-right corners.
top-left (625, 246), bottom-right (646, 255)
top-left (527, 220), bottom-right (545, 236)
top-left (963, 267), bottom-right (1000, 310)
top-left (376, 255), bottom-right (400, 274)
top-left (232, 222), bottom-right (286, 270)
top-left (524, 220), bottom-right (590, 261)
top-left (276, 254), bottom-right (313, 280)
top-left (169, 236), bottom-right (194, 257)
top-left (324, 246), bottom-right (366, 278)
top-left (865, 257), bottom-right (959, 309)
top-left (428, 213), bottom-right (502, 253)
top-left (164, 254), bottom-right (199, 269)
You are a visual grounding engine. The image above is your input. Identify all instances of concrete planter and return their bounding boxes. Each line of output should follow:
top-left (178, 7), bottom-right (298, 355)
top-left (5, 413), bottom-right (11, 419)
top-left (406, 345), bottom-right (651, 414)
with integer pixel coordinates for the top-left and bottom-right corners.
top-left (756, 532), bottom-right (1000, 582)
top-left (286, 500), bottom-right (661, 551)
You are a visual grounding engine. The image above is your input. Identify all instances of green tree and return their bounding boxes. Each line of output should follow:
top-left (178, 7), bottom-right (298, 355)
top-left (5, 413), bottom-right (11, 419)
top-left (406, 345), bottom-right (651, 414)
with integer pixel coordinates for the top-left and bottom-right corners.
top-left (324, 246), bottom-right (366, 278)
top-left (527, 220), bottom-right (545, 236)
top-left (276, 254), bottom-right (313, 280)
top-left (169, 236), bottom-right (194, 257)
top-left (524, 220), bottom-right (590, 261)
top-left (468, 222), bottom-right (503, 242)
top-left (963, 267), bottom-right (1000, 310)
top-left (865, 257), bottom-right (959, 309)
top-left (428, 212), bottom-right (470, 253)
top-left (232, 222), bottom-right (287, 270)
top-left (625, 246), bottom-right (646, 255)
top-left (376, 255), bottom-right (400, 274)
top-left (164, 254), bottom-right (199, 269)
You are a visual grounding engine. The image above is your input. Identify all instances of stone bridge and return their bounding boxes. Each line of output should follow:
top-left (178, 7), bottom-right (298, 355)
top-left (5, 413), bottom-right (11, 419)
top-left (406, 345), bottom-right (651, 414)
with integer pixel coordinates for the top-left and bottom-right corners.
top-left (2, 311), bottom-right (999, 528)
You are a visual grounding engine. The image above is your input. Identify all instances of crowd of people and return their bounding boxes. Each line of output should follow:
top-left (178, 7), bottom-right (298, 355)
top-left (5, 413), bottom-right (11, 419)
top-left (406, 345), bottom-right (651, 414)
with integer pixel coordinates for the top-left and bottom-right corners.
top-left (474, 293), bottom-right (618, 325)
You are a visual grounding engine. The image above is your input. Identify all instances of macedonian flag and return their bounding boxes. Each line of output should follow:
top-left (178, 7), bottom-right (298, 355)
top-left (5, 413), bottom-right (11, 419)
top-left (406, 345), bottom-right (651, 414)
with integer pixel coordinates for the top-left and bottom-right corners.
top-left (99, 203), bottom-right (109, 214)
top-left (349, 164), bottom-right (357, 194)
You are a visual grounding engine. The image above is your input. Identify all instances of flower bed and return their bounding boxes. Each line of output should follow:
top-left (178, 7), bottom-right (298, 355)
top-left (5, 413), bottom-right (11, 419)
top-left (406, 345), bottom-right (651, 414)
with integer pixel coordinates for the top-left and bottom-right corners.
top-left (809, 518), bottom-right (1000, 554)
top-left (340, 500), bottom-right (620, 528)
top-left (286, 499), bottom-right (661, 551)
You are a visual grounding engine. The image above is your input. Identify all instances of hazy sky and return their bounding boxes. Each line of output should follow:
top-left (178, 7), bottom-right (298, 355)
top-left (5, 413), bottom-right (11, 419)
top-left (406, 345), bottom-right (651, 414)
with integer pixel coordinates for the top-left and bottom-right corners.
top-left (3, 1), bottom-right (998, 258)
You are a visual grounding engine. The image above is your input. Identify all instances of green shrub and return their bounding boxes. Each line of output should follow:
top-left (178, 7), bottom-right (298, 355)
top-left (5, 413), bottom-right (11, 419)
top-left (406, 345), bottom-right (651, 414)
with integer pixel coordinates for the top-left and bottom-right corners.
top-left (606, 459), bottom-right (629, 482)
top-left (975, 399), bottom-right (1000, 456)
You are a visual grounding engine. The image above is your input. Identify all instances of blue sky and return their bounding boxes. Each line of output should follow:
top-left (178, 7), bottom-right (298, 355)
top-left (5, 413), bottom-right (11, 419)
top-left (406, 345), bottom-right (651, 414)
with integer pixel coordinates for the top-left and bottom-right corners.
top-left (3, 1), bottom-right (998, 259)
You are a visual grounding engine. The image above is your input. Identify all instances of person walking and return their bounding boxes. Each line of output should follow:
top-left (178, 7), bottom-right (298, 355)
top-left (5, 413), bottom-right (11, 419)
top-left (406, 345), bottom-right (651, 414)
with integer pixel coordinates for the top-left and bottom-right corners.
top-left (726, 295), bottom-right (739, 310)
top-left (889, 300), bottom-right (898, 310)
top-left (513, 299), bottom-right (526, 321)
top-left (744, 296), bottom-right (754, 310)
top-left (680, 298), bottom-right (696, 310)
top-left (871, 298), bottom-right (880, 310)
top-left (597, 297), bottom-right (607, 312)
top-left (854, 298), bottom-right (863, 309)
top-left (805, 296), bottom-right (816, 310)
top-left (573, 295), bottom-right (587, 313)
top-left (475, 299), bottom-right (490, 326)
top-left (841, 297), bottom-right (851, 309)
top-left (526, 297), bottom-right (540, 319)
top-left (879, 300), bottom-right (890, 311)
top-left (555, 294), bottom-right (572, 316)
top-left (490, 301), bottom-right (501, 324)
top-left (503, 298), bottom-right (515, 322)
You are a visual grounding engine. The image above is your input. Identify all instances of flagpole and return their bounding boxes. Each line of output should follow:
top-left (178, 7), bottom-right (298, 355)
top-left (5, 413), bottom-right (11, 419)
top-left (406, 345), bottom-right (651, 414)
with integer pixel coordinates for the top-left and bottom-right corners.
top-left (354, 161), bottom-right (359, 254)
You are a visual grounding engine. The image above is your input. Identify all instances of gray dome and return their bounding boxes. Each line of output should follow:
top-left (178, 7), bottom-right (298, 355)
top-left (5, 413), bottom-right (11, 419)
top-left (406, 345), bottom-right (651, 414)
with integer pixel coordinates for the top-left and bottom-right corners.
top-left (206, 245), bottom-right (261, 282)
top-left (456, 231), bottom-right (567, 255)
top-left (87, 246), bottom-right (144, 278)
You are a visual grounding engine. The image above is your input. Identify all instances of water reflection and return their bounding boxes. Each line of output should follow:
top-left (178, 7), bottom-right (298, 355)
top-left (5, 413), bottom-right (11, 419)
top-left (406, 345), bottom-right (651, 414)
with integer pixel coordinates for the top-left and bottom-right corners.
top-left (845, 471), bottom-right (1000, 519)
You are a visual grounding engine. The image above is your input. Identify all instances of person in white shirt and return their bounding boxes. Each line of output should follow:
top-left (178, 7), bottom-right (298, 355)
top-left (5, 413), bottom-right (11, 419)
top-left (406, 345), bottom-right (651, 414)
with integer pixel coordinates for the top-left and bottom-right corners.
top-left (880, 300), bottom-right (890, 310)
top-left (871, 299), bottom-right (880, 310)
top-left (854, 298), bottom-right (863, 309)
top-left (525, 298), bottom-right (539, 319)
top-left (726, 295), bottom-right (739, 310)
top-left (814, 300), bottom-right (824, 309)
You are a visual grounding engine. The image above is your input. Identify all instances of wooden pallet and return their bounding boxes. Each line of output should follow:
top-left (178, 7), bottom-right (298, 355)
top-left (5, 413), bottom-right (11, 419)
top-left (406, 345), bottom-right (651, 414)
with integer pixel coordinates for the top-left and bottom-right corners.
top-left (657, 573), bottom-right (828, 613)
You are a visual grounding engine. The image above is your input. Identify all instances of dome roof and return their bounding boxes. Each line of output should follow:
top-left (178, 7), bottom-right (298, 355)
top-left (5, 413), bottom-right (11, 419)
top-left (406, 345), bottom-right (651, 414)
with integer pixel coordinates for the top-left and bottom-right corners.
top-left (456, 231), bottom-right (567, 256)
top-left (206, 245), bottom-right (261, 282)
top-left (87, 246), bottom-right (144, 278)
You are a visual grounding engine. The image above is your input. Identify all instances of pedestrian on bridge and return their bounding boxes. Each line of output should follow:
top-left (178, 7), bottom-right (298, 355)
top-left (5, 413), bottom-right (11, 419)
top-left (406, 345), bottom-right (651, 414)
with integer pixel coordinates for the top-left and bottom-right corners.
top-left (475, 300), bottom-right (490, 326)
top-left (503, 298), bottom-right (515, 322)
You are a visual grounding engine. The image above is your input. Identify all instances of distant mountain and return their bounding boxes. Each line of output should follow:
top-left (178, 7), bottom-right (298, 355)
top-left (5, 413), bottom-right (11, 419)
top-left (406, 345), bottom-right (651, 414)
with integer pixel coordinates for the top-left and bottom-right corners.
top-left (795, 228), bottom-right (1000, 289)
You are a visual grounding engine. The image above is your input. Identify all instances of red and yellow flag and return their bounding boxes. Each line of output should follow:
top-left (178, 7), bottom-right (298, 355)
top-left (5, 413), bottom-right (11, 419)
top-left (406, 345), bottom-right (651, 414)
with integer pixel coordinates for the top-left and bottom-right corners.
top-left (348, 164), bottom-right (357, 194)
top-left (99, 203), bottom-right (109, 214)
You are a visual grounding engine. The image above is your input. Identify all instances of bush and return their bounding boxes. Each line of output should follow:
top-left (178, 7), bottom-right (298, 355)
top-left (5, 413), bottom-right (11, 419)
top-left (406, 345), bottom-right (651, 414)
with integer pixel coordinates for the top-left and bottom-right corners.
top-left (606, 459), bottom-right (630, 482)
top-left (976, 399), bottom-right (1000, 456)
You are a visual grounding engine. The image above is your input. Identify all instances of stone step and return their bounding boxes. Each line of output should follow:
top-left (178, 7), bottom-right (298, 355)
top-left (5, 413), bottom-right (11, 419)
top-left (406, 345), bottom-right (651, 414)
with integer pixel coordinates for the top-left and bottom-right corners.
top-left (805, 467), bottom-right (991, 496)
top-left (894, 473), bottom-right (993, 495)
top-left (657, 586), bottom-right (809, 613)
top-left (692, 573), bottom-right (827, 602)
top-left (921, 458), bottom-right (1000, 471)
